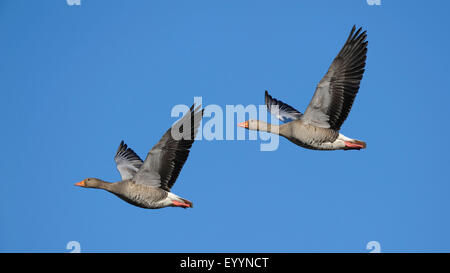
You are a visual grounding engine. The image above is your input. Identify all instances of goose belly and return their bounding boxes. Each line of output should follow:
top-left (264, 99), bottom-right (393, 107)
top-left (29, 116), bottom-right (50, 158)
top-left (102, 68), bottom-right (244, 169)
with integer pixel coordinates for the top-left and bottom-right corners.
top-left (288, 124), bottom-right (339, 150)
top-left (113, 187), bottom-right (170, 209)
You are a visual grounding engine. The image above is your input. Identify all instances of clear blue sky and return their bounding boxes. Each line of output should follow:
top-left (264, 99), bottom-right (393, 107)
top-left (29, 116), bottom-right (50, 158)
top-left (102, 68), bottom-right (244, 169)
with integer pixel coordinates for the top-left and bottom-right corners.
top-left (1, 0), bottom-right (450, 253)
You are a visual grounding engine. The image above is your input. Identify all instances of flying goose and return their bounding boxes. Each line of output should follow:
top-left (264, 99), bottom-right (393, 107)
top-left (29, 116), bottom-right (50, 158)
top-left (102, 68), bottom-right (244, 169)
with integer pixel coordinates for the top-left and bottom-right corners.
top-left (75, 105), bottom-right (203, 209)
top-left (239, 26), bottom-right (368, 150)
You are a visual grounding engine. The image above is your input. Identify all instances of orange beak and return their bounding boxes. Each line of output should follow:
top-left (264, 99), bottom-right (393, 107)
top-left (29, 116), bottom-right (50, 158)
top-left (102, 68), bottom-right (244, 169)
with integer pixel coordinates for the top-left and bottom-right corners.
top-left (238, 121), bottom-right (249, 128)
top-left (75, 180), bottom-right (86, 187)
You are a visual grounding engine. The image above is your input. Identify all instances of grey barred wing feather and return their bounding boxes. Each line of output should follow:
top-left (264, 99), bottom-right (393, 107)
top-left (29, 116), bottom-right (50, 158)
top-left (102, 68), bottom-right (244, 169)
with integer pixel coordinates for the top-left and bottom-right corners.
top-left (301, 26), bottom-right (368, 130)
top-left (265, 90), bottom-right (303, 122)
top-left (114, 141), bottom-right (144, 180)
top-left (132, 105), bottom-right (203, 191)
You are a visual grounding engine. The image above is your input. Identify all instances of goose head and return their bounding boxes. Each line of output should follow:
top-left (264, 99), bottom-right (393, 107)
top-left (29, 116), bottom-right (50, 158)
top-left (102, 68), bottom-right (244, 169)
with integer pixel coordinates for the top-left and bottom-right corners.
top-left (238, 119), bottom-right (272, 131)
top-left (238, 119), bottom-right (259, 130)
top-left (75, 178), bottom-right (106, 189)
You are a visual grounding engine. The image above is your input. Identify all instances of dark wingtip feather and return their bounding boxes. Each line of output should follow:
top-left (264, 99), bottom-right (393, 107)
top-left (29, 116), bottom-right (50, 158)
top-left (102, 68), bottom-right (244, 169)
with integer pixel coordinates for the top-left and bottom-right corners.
top-left (347, 25), bottom-right (357, 41)
top-left (348, 25), bottom-right (366, 42)
top-left (350, 25), bottom-right (356, 35)
top-left (116, 140), bottom-right (125, 154)
top-left (193, 104), bottom-right (202, 114)
top-left (354, 27), bottom-right (362, 37)
top-left (265, 90), bottom-right (273, 105)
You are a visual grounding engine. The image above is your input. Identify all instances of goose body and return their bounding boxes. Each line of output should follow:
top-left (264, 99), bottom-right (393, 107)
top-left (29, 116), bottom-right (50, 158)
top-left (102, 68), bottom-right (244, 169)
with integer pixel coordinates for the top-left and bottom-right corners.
top-left (75, 105), bottom-right (203, 209)
top-left (281, 120), bottom-right (340, 150)
top-left (105, 181), bottom-right (190, 209)
top-left (239, 26), bottom-right (368, 151)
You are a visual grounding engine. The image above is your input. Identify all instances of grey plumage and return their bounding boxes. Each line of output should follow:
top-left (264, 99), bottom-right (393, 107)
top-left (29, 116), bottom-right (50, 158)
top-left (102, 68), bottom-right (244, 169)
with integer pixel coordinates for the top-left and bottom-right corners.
top-left (114, 141), bottom-right (143, 180)
top-left (75, 104), bottom-right (203, 209)
top-left (133, 104), bottom-right (204, 191)
top-left (302, 25), bottom-right (367, 130)
top-left (242, 26), bottom-right (368, 151)
top-left (265, 90), bottom-right (303, 122)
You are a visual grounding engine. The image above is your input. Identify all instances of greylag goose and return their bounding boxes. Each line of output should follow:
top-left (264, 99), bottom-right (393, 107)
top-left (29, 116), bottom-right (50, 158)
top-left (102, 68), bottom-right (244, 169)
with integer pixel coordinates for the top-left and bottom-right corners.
top-left (239, 26), bottom-right (368, 151)
top-left (75, 105), bottom-right (203, 209)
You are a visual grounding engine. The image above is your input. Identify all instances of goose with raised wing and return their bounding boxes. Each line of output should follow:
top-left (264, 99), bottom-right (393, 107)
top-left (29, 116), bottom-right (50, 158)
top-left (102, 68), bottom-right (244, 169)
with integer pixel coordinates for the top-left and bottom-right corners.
top-left (239, 26), bottom-right (368, 150)
top-left (75, 105), bottom-right (203, 209)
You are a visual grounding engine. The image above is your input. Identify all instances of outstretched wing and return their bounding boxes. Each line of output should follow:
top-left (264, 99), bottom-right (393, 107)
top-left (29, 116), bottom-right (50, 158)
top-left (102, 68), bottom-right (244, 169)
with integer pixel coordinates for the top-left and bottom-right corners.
top-left (265, 90), bottom-right (303, 122)
top-left (114, 141), bottom-right (144, 180)
top-left (132, 105), bottom-right (203, 191)
top-left (301, 26), bottom-right (368, 130)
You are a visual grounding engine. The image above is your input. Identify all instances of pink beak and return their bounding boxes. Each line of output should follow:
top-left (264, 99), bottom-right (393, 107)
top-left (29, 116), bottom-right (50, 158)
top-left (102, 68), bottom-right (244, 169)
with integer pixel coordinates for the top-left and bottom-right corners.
top-left (238, 121), bottom-right (249, 128)
top-left (74, 180), bottom-right (86, 187)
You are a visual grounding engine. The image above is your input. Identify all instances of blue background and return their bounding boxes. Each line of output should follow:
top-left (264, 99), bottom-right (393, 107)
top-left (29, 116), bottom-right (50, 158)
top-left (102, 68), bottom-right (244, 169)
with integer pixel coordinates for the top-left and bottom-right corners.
top-left (1, 0), bottom-right (449, 252)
